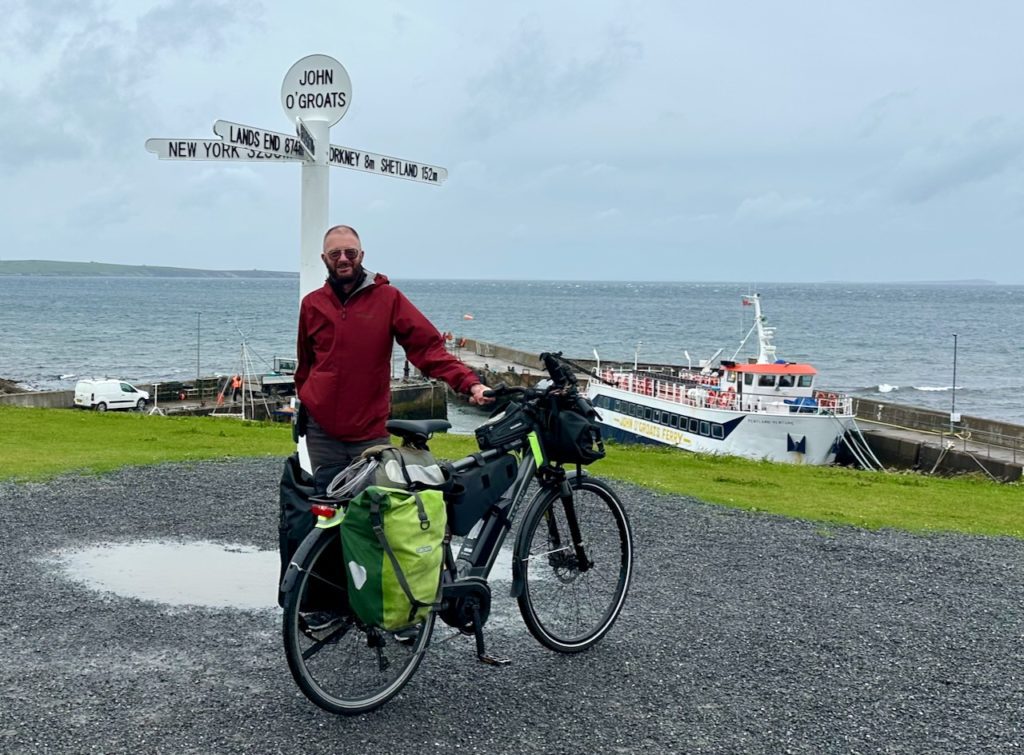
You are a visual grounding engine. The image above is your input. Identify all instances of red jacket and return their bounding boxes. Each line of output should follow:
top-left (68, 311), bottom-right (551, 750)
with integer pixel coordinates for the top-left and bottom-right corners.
top-left (295, 272), bottom-right (480, 440)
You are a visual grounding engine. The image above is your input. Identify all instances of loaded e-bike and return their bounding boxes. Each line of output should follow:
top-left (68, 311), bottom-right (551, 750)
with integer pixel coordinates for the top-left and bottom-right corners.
top-left (281, 352), bottom-right (634, 714)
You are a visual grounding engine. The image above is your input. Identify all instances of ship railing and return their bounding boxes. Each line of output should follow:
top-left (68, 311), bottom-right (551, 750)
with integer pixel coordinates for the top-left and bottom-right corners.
top-left (603, 368), bottom-right (855, 416)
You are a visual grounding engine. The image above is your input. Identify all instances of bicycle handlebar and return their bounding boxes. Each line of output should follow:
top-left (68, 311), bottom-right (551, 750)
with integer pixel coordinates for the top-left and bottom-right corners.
top-left (482, 352), bottom-right (597, 417)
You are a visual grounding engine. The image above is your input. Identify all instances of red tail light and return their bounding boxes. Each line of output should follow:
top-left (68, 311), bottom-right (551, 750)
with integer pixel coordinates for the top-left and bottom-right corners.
top-left (310, 503), bottom-right (338, 518)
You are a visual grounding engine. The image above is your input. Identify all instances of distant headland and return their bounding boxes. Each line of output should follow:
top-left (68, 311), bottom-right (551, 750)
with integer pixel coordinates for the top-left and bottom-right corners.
top-left (0, 260), bottom-right (297, 279)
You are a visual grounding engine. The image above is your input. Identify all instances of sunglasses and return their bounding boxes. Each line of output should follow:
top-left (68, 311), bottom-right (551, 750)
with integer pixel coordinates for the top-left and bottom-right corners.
top-left (325, 248), bottom-right (361, 262)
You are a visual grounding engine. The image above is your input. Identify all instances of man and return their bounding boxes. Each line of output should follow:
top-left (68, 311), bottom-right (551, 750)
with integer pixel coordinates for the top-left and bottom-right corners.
top-left (294, 224), bottom-right (491, 479)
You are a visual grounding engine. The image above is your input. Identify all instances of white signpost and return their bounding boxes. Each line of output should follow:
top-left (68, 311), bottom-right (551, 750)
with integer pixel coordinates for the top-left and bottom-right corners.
top-left (145, 53), bottom-right (447, 298)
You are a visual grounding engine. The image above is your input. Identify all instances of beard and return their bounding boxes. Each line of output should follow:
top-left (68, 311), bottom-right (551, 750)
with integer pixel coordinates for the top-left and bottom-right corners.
top-left (325, 260), bottom-right (364, 286)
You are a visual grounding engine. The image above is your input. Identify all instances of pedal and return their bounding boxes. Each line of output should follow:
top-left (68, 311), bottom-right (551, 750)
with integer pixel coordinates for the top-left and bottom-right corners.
top-left (477, 652), bottom-right (511, 667)
top-left (470, 604), bottom-right (511, 666)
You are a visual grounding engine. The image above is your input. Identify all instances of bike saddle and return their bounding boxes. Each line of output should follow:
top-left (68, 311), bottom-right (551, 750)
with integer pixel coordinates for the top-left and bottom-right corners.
top-left (386, 418), bottom-right (452, 444)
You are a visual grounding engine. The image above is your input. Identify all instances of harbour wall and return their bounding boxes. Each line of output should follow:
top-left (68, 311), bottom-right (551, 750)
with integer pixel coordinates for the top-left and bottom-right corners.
top-left (0, 380), bottom-right (447, 420)
top-left (853, 397), bottom-right (1024, 453)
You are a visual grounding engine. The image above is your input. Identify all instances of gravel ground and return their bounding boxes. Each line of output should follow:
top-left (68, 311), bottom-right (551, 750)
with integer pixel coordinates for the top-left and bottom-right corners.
top-left (1, 458), bottom-right (1022, 754)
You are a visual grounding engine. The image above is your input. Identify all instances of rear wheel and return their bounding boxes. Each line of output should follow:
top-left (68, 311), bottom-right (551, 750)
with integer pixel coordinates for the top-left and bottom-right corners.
top-left (282, 528), bottom-right (434, 715)
top-left (516, 476), bottom-right (633, 653)
top-left (95, 402), bottom-right (107, 412)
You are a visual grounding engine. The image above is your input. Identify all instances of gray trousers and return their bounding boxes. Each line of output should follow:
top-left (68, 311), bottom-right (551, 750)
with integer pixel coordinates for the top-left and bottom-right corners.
top-left (303, 413), bottom-right (389, 484)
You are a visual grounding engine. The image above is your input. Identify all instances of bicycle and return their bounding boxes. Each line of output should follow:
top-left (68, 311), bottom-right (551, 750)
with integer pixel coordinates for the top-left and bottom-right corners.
top-left (280, 352), bottom-right (634, 715)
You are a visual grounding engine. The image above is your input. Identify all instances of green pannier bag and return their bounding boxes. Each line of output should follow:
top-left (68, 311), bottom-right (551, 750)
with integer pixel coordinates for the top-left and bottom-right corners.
top-left (340, 465), bottom-right (447, 631)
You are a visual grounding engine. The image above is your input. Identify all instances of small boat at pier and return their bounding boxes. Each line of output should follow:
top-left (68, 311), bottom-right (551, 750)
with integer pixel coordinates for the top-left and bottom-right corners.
top-left (585, 293), bottom-right (859, 464)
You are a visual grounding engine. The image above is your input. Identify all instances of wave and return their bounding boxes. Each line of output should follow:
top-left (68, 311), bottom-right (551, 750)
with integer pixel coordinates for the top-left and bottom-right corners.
top-left (857, 383), bottom-right (968, 394)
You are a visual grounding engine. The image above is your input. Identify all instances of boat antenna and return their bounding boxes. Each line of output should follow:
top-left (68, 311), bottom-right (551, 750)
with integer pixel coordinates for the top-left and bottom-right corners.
top-left (729, 293), bottom-right (777, 364)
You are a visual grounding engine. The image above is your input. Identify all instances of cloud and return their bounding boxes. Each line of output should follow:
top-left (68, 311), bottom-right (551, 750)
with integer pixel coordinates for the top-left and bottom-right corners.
top-left (136, 0), bottom-right (260, 54)
top-left (857, 90), bottom-right (913, 139)
top-left (463, 18), bottom-right (642, 139)
top-left (0, 0), bottom-right (101, 55)
top-left (0, 0), bottom-right (259, 169)
top-left (733, 191), bottom-right (822, 223)
top-left (592, 207), bottom-right (621, 221)
top-left (888, 118), bottom-right (1024, 204)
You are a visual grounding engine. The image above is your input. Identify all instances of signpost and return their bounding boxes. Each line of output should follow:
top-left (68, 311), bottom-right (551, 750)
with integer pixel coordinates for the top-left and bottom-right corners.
top-left (295, 118), bottom-right (316, 159)
top-left (145, 53), bottom-right (447, 297)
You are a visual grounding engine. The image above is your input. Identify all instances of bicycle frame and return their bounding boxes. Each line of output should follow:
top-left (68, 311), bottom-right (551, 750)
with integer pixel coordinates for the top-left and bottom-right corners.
top-left (448, 442), bottom-right (540, 581)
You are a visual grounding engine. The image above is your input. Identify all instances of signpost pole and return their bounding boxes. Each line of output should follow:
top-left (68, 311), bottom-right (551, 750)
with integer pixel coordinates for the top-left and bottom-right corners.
top-left (299, 118), bottom-right (331, 299)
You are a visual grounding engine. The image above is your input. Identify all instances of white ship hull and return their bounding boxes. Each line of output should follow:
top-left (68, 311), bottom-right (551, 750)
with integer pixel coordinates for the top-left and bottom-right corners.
top-left (588, 384), bottom-right (855, 465)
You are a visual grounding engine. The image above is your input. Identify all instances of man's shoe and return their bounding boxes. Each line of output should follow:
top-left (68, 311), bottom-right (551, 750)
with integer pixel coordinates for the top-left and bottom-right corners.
top-left (392, 627), bottom-right (418, 646)
top-left (300, 611), bottom-right (344, 633)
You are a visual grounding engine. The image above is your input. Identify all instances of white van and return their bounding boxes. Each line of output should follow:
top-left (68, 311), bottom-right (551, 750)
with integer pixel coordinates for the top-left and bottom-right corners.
top-left (74, 379), bottom-right (150, 412)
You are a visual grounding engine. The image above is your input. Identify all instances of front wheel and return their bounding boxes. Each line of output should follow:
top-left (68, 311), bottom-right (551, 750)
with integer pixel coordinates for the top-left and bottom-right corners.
top-left (282, 527), bottom-right (434, 715)
top-left (136, 399), bottom-right (146, 411)
top-left (515, 475), bottom-right (633, 653)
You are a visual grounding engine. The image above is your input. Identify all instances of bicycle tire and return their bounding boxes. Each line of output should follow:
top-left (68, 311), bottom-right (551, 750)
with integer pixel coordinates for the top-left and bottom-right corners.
top-left (281, 527), bottom-right (434, 715)
top-left (515, 475), bottom-right (633, 653)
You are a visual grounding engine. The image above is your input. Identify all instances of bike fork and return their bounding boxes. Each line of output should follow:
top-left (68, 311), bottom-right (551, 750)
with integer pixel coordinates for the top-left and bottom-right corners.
top-left (558, 480), bottom-right (593, 571)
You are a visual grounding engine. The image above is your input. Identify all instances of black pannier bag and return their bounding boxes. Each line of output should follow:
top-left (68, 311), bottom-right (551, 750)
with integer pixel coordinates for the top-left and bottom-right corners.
top-left (445, 453), bottom-right (518, 536)
top-left (277, 452), bottom-right (348, 608)
top-left (540, 402), bottom-right (606, 465)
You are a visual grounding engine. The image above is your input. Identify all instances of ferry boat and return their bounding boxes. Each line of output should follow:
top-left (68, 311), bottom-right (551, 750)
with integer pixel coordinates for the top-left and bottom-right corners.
top-left (585, 293), bottom-right (858, 464)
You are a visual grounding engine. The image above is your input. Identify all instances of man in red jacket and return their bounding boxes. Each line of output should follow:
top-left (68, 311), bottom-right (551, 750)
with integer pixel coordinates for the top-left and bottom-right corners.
top-left (295, 223), bottom-right (491, 477)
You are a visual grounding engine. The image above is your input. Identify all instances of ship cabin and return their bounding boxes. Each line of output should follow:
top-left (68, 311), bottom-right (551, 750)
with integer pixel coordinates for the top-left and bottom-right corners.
top-left (719, 360), bottom-right (818, 410)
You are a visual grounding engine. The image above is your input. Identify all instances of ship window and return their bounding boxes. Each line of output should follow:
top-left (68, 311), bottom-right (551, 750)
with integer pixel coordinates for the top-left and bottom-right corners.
top-left (799, 375), bottom-right (813, 388)
top-left (699, 421), bottom-right (710, 436)
top-left (688, 418), bottom-right (698, 433)
top-left (711, 424), bottom-right (724, 439)
top-left (758, 375), bottom-right (776, 387)
top-left (778, 375), bottom-right (795, 388)
top-left (652, 410), bottom-right (660, 423)
top-left (669, 414), bottom-right (678, 428)
top-left (744, 373), bottom-right (754, 386)
top-left (644, 407), bottom-right (652, 421)
top-left (726, 371), bottom-right (736, 383)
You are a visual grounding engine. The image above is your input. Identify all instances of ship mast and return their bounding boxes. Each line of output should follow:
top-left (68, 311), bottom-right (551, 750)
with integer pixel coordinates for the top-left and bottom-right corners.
top-left (745, 293), bottom-right (777, 364)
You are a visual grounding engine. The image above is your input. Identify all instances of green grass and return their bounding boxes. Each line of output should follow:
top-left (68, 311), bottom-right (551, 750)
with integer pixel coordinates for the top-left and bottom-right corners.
top-left (3, 406), bottom-right (1021, 539)
top-left (0, 405), bottom-right (293, 478)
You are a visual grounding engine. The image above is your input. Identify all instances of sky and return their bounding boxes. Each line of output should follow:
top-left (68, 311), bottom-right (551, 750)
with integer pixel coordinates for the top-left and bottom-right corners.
top-left (1, 1), bottom-right (1023, 283)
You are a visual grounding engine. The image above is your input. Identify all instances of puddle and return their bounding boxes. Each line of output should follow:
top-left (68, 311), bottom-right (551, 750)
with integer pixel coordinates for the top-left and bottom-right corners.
top-left (54, 541), bottom-right (280, 610)
top-left (53, 539), bottom-right (537, 611)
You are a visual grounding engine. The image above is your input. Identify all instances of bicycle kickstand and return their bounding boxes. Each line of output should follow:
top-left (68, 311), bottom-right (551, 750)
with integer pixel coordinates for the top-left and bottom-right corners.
top-left (470, 604), bottom-right (510, 666)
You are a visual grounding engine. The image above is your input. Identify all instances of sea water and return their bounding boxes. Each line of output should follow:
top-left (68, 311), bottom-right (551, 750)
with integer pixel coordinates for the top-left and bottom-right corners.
top-left (2, 277), bottom-right (1022, 424)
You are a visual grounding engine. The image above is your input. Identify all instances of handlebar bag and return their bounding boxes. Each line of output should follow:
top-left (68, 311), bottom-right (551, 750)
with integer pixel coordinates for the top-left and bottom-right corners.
top-left (340, 485), bottom-right (446, 631)
top-left (541, 404), bottom-right (606, 465)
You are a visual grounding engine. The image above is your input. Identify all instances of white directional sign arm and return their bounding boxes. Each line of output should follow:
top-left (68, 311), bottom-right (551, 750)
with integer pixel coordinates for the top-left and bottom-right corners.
top-left (327, 144), bottom-right (448, 185)
top-left (211, 121), bottom-right (307, 160)
top-left (145, 138), bottom-right (300, 162)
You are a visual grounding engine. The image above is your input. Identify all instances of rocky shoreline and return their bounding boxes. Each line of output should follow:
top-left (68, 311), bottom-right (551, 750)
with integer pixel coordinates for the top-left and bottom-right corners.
top-left (0, 377), bottom-right (27, 395)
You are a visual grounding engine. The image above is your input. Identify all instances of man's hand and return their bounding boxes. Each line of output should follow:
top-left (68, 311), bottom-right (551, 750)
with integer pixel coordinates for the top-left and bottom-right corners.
top-left (468, 383), bottom-right (495, 406)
